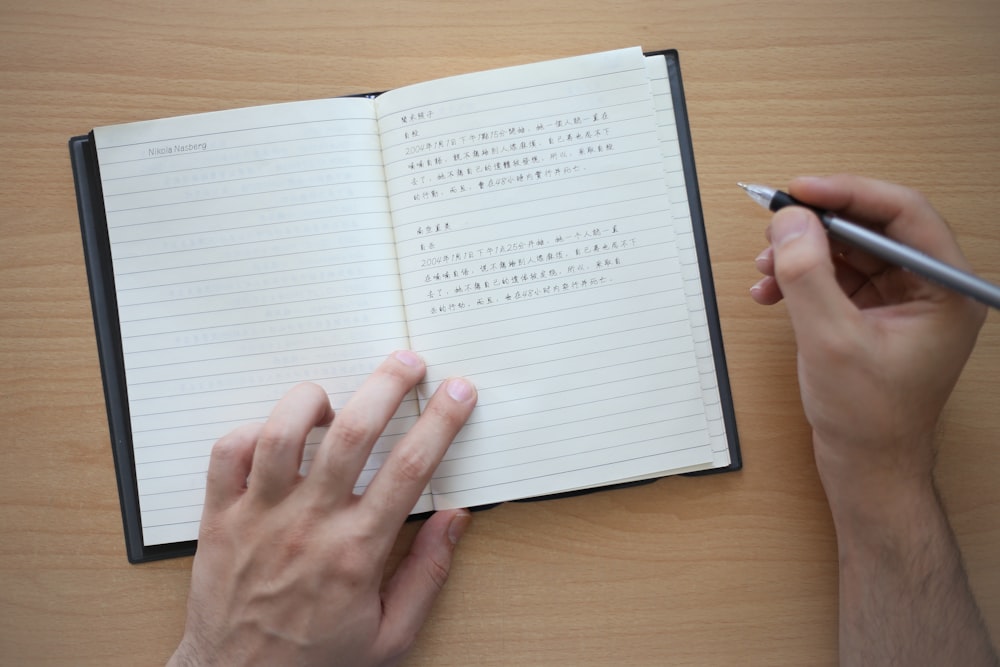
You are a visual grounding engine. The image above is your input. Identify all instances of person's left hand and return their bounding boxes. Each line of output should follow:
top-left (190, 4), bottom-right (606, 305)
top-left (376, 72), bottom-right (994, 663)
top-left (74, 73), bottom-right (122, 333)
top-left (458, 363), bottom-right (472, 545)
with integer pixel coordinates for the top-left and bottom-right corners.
top-left (167, 350), bottom-right (478, 667)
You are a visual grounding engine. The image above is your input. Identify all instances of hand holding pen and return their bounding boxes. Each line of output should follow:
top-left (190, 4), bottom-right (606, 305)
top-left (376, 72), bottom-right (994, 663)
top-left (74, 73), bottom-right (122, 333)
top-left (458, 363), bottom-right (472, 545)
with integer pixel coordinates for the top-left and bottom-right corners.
top-left (742, 179), bottom-right (1000, 309)
top-left (745, 174), bottom-right (994, 665)
top-left (746, 173), bottom-right (986, 494)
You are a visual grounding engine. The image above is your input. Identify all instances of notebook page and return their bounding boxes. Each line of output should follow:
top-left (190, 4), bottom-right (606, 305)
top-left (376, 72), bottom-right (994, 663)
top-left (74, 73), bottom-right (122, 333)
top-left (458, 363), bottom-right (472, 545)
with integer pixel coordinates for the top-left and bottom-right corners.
top-left (94, 98), bottom-right (429, 547)
top-left (646, 56), bottom-right (731, 468)
top-left (477, 54), bottom-right (735, 493)
top-left (375, 47), bottom-right (715, 509)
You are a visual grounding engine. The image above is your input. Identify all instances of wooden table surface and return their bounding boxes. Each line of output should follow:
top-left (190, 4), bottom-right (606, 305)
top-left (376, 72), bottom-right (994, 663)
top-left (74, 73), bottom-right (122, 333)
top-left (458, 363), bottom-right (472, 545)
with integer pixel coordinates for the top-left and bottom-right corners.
top-left (2, 1), bottom-right (998, 664)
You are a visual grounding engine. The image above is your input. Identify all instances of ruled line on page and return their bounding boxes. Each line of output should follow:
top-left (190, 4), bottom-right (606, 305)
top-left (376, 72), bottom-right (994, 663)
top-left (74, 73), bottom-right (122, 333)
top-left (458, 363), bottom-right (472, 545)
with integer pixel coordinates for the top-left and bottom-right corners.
top-left (93, 97), bottom-right (417, 546)
top-left (375, 47), bottom-right (714, 508)
top-left (646, 55), bottom-right (731, 464)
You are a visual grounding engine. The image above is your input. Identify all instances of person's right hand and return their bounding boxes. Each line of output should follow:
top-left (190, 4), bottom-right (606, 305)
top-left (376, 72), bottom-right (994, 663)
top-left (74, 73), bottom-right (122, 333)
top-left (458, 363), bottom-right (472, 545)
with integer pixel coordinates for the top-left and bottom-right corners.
top-left (750, 175), bottom-right (986, 518)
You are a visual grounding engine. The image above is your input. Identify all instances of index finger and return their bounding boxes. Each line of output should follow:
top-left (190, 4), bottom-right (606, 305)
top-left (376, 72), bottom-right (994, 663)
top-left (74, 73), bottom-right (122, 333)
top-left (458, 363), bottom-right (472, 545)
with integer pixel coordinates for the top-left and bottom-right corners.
top-left (362, 377), bottom-right (477, 532)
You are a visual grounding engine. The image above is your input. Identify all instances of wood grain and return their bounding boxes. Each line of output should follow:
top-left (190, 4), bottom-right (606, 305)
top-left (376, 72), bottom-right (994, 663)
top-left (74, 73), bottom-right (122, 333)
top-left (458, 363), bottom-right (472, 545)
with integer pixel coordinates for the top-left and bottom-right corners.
top-left (1, 1), bottom-right (997, 664)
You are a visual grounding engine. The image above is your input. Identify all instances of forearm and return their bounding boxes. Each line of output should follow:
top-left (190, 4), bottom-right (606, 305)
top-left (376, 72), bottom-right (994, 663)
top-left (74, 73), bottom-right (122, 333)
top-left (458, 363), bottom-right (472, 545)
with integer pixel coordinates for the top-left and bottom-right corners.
top-left (755, 174), bottom-right (994, 663)
top-left (825, 467), bottom-right (998, 665)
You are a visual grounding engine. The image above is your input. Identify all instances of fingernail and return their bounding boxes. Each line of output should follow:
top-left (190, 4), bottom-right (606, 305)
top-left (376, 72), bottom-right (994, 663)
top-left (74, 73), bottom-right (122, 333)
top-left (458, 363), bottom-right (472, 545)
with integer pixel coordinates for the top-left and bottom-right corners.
top-left (393, 349), bottom-right (422, 367)
top-left (770, 208), bottom-right (812, 248)
top-left (448, 510), bottom-right (472, 545)
top-left (754, 250), bottom-right (770, 273)
top-left (445, 377), bottom-right (475, 402)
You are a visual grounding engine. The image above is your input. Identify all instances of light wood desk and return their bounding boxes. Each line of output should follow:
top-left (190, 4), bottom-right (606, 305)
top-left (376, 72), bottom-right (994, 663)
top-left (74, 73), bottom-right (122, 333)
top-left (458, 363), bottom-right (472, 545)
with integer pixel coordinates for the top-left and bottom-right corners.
top-left (2, 1), bottom-right (998, 664)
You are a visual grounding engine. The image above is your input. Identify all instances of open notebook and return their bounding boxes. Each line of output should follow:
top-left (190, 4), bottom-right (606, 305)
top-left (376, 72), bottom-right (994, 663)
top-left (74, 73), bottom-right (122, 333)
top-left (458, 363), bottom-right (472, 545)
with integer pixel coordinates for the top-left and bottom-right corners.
top-left (69, 47), bottom-right (740, 563)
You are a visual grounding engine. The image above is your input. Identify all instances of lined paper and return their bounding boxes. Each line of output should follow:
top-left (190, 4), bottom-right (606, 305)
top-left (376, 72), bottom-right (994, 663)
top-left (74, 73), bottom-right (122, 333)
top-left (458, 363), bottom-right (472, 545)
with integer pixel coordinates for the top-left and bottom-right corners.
top-left (376, 48), bottom-right (715, 508)
top-left (646, 56), bottom-right (731, 468)
top-left (92, 49), bottom-right (731, 548)
top-left (94, 98), bottom-right (428, 546)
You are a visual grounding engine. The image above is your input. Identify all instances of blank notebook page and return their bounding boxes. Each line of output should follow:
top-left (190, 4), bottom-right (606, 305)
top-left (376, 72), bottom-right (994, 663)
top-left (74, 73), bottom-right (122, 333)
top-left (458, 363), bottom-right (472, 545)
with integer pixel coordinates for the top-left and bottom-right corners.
top-left (93, 98), bottom-right (426, 546)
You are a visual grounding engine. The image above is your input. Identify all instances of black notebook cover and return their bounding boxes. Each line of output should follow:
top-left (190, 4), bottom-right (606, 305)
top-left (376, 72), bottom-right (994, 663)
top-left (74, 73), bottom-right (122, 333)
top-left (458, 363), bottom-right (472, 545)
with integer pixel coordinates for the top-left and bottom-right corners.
top-left (69, 49), bottom-right (740, 563)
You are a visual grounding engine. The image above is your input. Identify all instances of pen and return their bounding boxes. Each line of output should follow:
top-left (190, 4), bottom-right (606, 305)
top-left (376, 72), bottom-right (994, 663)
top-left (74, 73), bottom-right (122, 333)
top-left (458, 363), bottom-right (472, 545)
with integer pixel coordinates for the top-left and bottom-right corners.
top-left (738, 182), bottom-right (1000, 310)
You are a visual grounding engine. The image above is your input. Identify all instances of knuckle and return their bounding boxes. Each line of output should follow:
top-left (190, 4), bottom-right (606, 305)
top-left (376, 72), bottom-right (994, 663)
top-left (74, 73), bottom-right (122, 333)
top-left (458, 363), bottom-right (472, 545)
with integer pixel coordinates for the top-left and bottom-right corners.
top-left (392, 447), bottom-right (430, 485)
top-left (423, 399), bottom-right (466, 433)
top-left (423, 553), bottom-right (451, 592)
top-left (292, 381), bottom-right (327, 399)
top-left (212, 423), bottom-right (260, 457)
top-left (254, 426), bottom-right (289, 455)
top-left (297, 381), bottom-right (333, 409)
top-left (207, 425), bottom-right (258, 486)
top-left (209, 434), bottom-right (242, 464)
top-left (277, 522), bottom-right (315, 561)
top-left (331, 412), bottom-right (372, 451)
top-left (257, 412), bottom-right (304, 452)
top-left (327, 536), bottom-right (374, 588)
top-left (289, 382), bottom-right (334, 420)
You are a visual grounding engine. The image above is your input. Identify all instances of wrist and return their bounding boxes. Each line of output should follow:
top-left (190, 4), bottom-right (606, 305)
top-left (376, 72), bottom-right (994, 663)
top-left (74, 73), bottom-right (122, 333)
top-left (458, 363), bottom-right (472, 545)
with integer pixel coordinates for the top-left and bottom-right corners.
top-left (814, 437), bottom-right (943, 550)
top-left (812, 431), bottom-right (938, 534)
top-left (826, 474), bottom-right (940, 548)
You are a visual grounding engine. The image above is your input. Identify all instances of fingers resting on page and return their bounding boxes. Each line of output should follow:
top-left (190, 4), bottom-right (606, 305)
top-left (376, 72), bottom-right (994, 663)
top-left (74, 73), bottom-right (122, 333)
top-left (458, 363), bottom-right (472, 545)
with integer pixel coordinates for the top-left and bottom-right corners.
top-left (168, 351), bottom-right (477, 667)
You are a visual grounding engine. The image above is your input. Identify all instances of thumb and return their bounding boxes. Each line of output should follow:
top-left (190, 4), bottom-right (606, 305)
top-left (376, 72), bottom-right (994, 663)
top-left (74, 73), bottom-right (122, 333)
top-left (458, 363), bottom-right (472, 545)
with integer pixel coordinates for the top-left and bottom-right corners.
top-left (771, 207), bottom-right (857, 340)
top-left (376, 509), bottom-right (471, 660)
